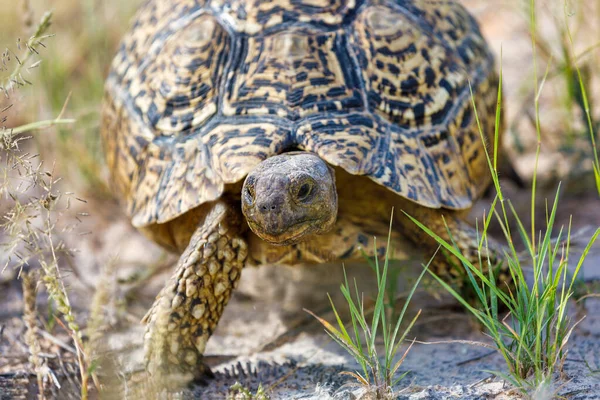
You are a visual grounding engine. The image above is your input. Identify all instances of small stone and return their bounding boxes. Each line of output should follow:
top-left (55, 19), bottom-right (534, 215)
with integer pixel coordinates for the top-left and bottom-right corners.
top-left (207, 232), bottom-right (219, 243)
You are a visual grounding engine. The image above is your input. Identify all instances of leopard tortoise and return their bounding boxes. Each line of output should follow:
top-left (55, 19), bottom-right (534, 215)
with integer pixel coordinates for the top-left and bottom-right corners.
top-left (101, 0), bottom-right (504, 382)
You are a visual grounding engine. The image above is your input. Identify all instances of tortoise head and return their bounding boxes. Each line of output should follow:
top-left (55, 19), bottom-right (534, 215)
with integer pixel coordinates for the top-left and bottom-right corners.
top-left (241, 152), bottom-right (337, 245)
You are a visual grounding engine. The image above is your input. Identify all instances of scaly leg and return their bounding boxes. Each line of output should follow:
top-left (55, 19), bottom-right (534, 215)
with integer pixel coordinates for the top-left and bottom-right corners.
top-left (142, 202), bottom-right (248, 384)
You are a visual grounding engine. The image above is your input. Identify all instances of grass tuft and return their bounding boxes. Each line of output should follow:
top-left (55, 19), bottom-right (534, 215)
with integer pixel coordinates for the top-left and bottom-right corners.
top-left (307, 212), bottom-right (427, 399)
top-left (228, 382), bottom-right (270, 400)
top-left (407, 15), bottom-right (600, 393)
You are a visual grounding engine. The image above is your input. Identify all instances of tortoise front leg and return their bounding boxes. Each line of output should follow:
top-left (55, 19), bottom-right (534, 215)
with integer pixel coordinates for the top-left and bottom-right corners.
top-left (142, 202), bottom-right (247, 384)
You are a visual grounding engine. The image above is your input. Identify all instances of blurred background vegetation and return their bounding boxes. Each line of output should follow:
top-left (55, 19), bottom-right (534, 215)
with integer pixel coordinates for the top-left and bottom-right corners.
top-left (1, 0), bottom-right (141, 197)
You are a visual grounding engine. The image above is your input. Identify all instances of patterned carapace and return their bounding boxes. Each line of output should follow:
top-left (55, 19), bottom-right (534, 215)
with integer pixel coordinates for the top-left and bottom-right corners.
top-left (102, 0), bottom-right (498, 228)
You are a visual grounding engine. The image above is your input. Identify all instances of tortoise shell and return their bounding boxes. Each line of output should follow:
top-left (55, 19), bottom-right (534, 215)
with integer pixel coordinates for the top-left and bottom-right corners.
top-left (101, 0), bottom-right (498, 228)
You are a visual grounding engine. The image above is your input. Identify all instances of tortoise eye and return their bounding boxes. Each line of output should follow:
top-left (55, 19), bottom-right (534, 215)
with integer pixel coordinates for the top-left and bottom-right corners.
top-left (244, 186), bottom-right (254, 204)
top-left (297, 183), bottom-right (312, 201)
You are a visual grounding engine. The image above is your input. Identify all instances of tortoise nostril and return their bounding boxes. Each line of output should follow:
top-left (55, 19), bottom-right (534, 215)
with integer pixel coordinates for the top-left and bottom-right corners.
top-left (259, 200), bottom-right (280, 213)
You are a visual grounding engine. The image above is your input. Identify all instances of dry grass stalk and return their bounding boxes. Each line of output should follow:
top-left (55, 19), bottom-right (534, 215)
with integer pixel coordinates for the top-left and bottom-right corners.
top-left (0, 11), bottom-right (52, 95)
top-left (22, 269), bottom-right (45, 400)
top-left (87, 259), bottom-right (117, 348)
top-left (38, 209), bottom-right (99, 399)
top-left (85, 257), bottom-right (120, 393)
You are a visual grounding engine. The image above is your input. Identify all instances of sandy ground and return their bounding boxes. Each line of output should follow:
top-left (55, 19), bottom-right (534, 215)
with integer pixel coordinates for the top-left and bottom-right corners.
top-left (81, 184), bottom-right (600, 399)
top-left (2, 185), bottom-right (600, 399)
top-left (111, 189), bottom-right (600, 399)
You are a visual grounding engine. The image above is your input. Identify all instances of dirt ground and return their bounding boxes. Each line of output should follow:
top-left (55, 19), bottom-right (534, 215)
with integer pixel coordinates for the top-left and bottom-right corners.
top-left (2, 185), bottom-right (600, 399)
top-left (2, 1), bottom-right (600, 399)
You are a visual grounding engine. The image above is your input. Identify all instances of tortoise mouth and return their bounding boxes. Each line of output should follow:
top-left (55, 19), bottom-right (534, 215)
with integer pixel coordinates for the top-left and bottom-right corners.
top-left (246, 218), bottom-right (318, 246)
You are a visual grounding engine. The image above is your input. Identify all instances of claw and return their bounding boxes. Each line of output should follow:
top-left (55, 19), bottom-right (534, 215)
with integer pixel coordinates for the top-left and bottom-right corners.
top-left (191, 363), bottom-right (215, 386)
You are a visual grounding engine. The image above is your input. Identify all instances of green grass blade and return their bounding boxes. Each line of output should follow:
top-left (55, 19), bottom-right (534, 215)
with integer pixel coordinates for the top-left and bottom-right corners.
top-left (345, 270), bottom-right (366, 359)
top-left (406, 213), bottom-right (511, 306)
top-left (387, 258), bottom-right (430, 362)
top-left (8, 118), bottom-right (76, 136)
top-left (327, 293), bottom-right (355, 348)
top-left (370, 211), bottom-right (395, 352)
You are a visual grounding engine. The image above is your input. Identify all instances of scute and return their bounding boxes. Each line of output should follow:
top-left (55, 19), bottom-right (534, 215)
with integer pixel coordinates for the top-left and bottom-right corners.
top-left (351, 4), bottom-right (466, 128)
top-left (110, 0), bottom-right (206, 97)
top-left (224, 29), bottom-right (363, 120)
top-left (102, 0), bottom-right (499, 228)
top-left (137, 15), bottom-right (230, 135)
top-left (217, 0), bottom-right (358, 33)
top-left (407, 0), bottom-right (490, 68)
top-left (295, 113), bottom-right (473, 209)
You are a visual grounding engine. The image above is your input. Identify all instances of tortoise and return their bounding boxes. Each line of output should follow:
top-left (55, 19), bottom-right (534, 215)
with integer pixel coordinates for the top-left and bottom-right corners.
top-left (101, 0), bottom-right (504, 381)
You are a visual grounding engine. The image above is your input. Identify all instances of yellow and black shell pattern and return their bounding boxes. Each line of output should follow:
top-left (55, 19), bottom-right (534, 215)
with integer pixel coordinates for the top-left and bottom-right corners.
top-left (102, 0), bottom-right (499, 228)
